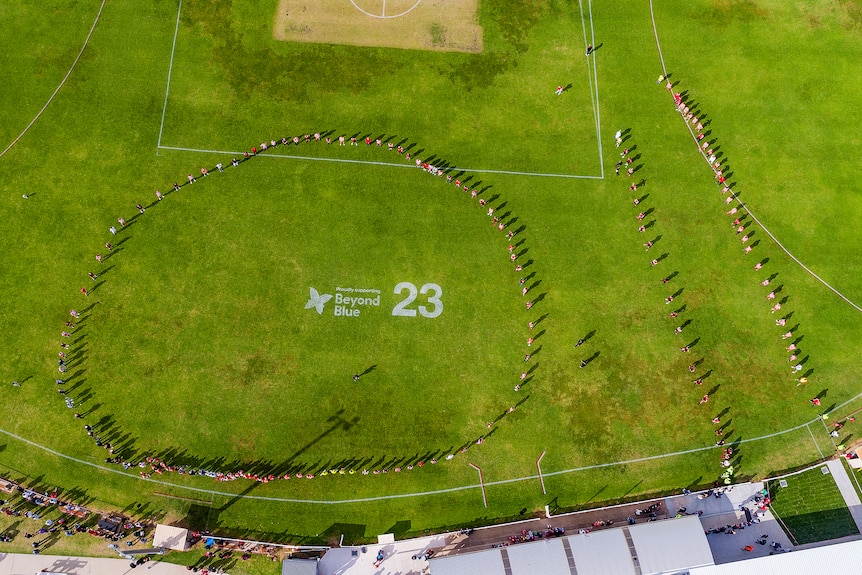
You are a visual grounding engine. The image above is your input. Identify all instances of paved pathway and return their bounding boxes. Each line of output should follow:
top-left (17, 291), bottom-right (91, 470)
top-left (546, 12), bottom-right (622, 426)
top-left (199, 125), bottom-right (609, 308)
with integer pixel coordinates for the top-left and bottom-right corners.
top-left (0, 553), bottom-right (190, 575)
top-left (826, 459), bottom-right (862, 533)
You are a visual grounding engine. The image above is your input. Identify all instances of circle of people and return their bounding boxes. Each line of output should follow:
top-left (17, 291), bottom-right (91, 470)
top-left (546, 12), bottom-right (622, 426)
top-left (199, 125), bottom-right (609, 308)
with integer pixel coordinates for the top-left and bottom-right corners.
top-left (57, 133), bottom-right (544, 483)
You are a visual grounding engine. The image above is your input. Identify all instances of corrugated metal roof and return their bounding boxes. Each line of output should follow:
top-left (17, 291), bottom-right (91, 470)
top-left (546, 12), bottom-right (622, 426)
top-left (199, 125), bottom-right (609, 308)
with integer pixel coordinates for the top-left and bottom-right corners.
top-left (568, 528), bottom-right (637, 575)
top-left (629, 516), bottom-right (714, 574)
top-left (429, 547), bottom-right (506, 575)
top-left (689, 538), bottom-right (862, 575)
top-left (281, 558), bottom-right (318, 575)
top-left (430, 515), bottom-right (713, 575)
top-left (507, 538), bottom-right (571, 575)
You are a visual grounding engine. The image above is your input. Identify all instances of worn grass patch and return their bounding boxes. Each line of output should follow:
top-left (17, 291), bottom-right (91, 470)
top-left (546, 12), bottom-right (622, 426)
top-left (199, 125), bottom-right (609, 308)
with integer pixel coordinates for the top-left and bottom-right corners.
top-left (274, 0), bottom-right (482, 52)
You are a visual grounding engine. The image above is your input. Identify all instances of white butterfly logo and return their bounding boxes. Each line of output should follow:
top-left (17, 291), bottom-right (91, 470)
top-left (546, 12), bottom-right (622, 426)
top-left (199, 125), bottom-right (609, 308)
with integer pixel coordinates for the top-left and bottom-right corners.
top-left (305, 287), bottom-right (333, 315)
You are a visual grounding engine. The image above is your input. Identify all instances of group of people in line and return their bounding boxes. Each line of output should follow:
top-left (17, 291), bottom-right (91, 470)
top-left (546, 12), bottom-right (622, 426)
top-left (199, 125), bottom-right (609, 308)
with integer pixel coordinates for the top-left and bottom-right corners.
top-left (55, 133), bottom-right (540, 483)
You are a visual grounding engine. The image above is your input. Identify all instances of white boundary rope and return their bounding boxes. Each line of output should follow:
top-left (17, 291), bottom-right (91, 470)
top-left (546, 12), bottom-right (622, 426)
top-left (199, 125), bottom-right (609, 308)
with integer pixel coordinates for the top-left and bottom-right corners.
top-left (648, 0), bottom-right (862, 313)
top-left (0, 0), bottom-right (107, 161)
top-left (3, 388), bottom-right (862, 504)
top-left (157, 0), bottom-right (183, 149)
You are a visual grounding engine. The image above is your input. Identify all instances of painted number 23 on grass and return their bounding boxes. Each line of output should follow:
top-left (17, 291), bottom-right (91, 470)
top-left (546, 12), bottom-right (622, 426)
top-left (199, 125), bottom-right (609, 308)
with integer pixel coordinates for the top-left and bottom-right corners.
top-left (392, 282), bottom-right (443, 318)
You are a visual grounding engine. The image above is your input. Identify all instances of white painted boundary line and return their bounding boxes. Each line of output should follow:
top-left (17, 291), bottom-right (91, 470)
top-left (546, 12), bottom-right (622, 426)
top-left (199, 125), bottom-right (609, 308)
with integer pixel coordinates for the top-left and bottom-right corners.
top-left (648, 0), bottom-right (862, 313)
top-left (156, 145), bottom-right (606, 179)
top-left (349, 0), bottom-right (423, 19)
top-left (157, 0), bottom-right (183, 149)
top-left (0, 0), bottom-right (107, 161)
top-left (579, 0), bottom-right (604, 178)
top-left (4, 389), bottom-right (862, 505)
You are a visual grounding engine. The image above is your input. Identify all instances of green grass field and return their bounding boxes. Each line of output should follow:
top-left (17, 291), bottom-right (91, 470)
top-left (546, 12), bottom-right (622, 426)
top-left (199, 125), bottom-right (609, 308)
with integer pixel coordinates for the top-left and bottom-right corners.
top-left (1, 0), bottom-right (862, 547)
top-left (768, 466), bottom-right (859, 545)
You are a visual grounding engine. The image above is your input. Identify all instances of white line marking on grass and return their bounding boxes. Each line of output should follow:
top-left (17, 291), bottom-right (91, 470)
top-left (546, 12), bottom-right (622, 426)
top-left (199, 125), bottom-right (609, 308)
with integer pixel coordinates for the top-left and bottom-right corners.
top-left (0, 0), bottom-right (107, 161)
top-left (349, 0), bottom-right (422, 19)
top-left (806, 422), bottom-right (825, 460)
top-left (157, 0), bottom-right (184, 150)
top-left (157, 145), bottom-right (605, 179)
top-left (588, 0), bottom-right (604, 177)
top-left (648, 0), bottom-right (668, 78)
top-left (648, 0), bottom-right (862, 313)
top-left (4, 390), bottom-right (861, 504)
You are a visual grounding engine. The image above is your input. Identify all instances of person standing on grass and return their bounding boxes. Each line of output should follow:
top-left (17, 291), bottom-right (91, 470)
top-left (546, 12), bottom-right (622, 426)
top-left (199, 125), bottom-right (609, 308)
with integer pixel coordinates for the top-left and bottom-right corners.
top-left (556, 85), bottom-right (563, 96)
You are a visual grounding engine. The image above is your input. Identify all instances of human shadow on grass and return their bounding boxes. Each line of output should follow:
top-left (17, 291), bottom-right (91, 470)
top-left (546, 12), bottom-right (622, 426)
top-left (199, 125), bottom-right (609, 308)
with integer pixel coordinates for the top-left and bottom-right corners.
top-left (360, 365), bottom-right (377, 376)
top-left (578, 329), bottom-right (597, 343)
top-left (117, 219), bottom-right (138, 232)
top-left (102, 248), bottom-right (124, 261)
top-left (493, 395), bottom-right (532, 424)
top-left (696, 369), bottom-right (713, 381)
top-left (0, 520), bottom-right (22, 540)
top-left (582, 351), bottom-right (600, 367)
